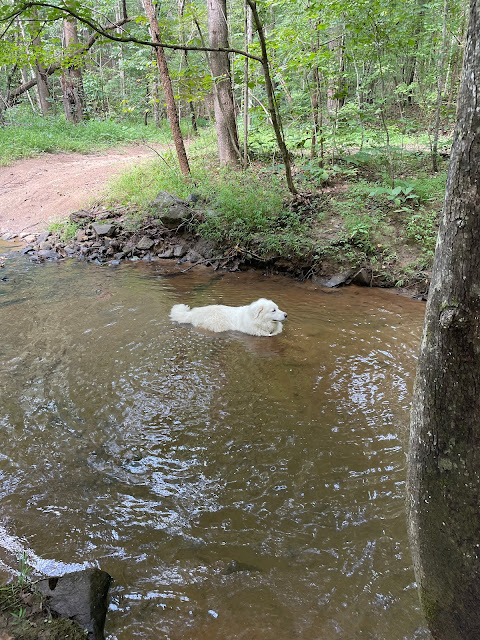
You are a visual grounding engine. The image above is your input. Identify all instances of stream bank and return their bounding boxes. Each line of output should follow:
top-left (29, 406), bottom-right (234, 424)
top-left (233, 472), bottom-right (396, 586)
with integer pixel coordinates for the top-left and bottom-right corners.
top-left (1, 190), bottom-right (431, 299)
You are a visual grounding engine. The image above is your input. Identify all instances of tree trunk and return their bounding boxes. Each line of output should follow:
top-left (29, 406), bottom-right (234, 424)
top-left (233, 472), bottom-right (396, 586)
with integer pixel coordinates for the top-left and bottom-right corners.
top-left (243, 0), bottom-right (253, 163)
top-left (207, 0), bottom-right (241, 165)
top-left (246, 0), bottom-right (297, 195)
top-left (406, 2), bottom-right (480, 638)
top-left (143, 0), bottom-right (191, 176)
top-left (17, 13), bottom-right (50, 115)
top-left (178, 0), bottom-right (198, 134)
top-left (32, 11), bottom-right (51, 115)
top-left (62, 16), bottom-right (85, 122)
top-left (432, 0), bottom-right (449, 172)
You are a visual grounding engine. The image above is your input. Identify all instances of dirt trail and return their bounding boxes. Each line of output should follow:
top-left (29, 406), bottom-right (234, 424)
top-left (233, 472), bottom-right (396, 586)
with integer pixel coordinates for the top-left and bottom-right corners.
top-left (0, 145), bottom-right (159, 235)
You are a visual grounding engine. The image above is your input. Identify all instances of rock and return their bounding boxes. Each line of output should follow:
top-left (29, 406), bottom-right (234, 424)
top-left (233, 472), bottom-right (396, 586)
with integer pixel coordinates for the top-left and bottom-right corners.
top-left (77, 229), bottom-right (89, 242)
top-left (314, 271), bottom-right (353, 288)
top-left (184, 249), bottom-right (203, 263)
top-left (150, 191), bottom-right (191, 229)
top-left (20, 246), bottom-right (35, 255)
top-left (186, 192), bottom-right (201, 204)
top-left (91, 223), bottom-right (115, 237)
top-left (352, 268), bottom-right (371, 286)
top-left (23, 234), bottom-right (36, 244)
top-left (36, 231), bottom-right (51, 245)
top-left (173, 244), bottom-right (187, 258)
top-left (38, 241), bottom-right (53, 251)
top-left (38, 249), bottom-right (60, 260)
top-left (70, 209), bottom-right (94, 223)
top-left (37, 568), bottom-right (112, 640)
top-left (192, 238), bottom-right (216, 259)
top-left (136, 236), bottom-right (155, 251)
top-left (107, 260), bottom-right (121, 266)
top-left (157, 246), bottom-right (175, 258)
top-left (1, 232), bottom-right (14, 241)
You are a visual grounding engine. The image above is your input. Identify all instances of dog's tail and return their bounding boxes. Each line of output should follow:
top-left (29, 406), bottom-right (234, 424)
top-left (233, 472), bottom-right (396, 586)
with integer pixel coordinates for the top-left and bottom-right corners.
top-left (170, 304), bottom-right (192, 323)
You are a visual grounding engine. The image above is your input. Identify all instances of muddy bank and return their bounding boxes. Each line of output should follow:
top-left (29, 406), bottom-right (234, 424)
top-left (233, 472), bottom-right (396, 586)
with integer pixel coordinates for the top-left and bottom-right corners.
top-left (1, 191), bottom-right (430, 299)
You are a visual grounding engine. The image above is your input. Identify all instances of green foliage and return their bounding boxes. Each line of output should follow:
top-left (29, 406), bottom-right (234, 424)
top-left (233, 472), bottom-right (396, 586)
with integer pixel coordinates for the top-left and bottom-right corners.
top-left (405, 208), bottom-right (438, 253)
top-left (48, 219), bottom-right (80, 240)
top-left (0, 111), bottom-right (175, 165)
top-left (368, 180), bottom-right (420, 207)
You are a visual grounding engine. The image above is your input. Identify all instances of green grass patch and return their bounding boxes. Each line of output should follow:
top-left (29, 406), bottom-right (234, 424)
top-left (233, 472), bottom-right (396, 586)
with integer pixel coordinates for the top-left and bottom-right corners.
top-left (0, 111), bottom-right (183, 165)
top-left (47, 218), bottom-right (80, 241)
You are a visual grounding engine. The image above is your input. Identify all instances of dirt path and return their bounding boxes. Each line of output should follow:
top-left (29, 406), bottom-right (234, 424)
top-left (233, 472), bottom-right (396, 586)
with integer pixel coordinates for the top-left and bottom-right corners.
top-left (0, 145), bottom-right (160, 236)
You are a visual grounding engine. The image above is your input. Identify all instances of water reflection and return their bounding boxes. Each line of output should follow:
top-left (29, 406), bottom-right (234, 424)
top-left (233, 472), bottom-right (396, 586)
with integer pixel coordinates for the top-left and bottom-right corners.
top-left (0, 244), bottom-right (429, 639)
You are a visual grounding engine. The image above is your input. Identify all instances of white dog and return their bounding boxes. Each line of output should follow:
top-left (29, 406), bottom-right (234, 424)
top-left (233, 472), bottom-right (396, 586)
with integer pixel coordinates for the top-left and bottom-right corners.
top-left (169, 298), bottom-right (287, 336)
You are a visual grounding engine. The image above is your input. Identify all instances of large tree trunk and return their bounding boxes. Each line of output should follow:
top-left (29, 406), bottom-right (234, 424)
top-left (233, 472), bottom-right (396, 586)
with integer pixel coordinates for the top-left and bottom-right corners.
top-left (61, 16), bottom-right (85, 122)
top-left (207, 0), bottom-right (240, 165)
top-left (143, 0), bottom-right (191, 176)
top-left (406, 2), bottom-right (480, 638)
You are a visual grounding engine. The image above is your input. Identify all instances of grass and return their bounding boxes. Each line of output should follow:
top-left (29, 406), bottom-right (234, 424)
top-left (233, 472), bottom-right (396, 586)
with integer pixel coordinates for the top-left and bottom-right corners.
top-left (0, 109), bottom-right (187, 166)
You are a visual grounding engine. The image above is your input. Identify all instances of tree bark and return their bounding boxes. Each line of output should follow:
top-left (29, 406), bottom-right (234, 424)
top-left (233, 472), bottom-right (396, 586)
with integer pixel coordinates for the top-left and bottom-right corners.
top-left (246, 0), bottom-right (297, 195)
top-left (207, 0), bottom-right (240, 165)
top-left (406, 2), bottom-right (480, 638)
top-left (61, 16), bottom-right (86, 122)
top-left (143, 0), bottom-right (191, 176)
top-left (32, 10), bottom-right (51, 114)
top-left (432, 0), bottom-right (449, 172)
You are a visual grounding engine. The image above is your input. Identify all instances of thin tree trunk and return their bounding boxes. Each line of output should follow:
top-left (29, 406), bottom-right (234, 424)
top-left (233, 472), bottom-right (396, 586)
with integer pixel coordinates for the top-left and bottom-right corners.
top-left (32, 11), bottom-right (51, 114)
top-left (246, 0), bottom-right (297, 195)
top-left (143, 0), bottom-right (191, 176)
top-left (407, 2), bottom-right (480, 638)
top-left (207, 0), bottom-right (241, 165)
top-left (18, 14), bottom-right (50, 115)
top-left (243, 0), bottom-right (252, 163)
top-left (432, 0), bottom-right (449, 172)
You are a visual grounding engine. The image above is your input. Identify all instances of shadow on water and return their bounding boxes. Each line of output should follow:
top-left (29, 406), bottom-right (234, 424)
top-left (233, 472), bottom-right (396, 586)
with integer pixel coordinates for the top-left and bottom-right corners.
top-left (0, 243), bottom-right (430, 639)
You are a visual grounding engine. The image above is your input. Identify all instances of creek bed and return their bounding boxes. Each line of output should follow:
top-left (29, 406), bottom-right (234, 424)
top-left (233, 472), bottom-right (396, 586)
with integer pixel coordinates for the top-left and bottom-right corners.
top-left (0, 242), bottom-right (429, 639)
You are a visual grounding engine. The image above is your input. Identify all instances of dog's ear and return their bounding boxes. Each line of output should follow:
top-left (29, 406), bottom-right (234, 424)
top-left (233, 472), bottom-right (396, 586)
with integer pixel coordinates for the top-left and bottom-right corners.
top-left (250, 300), bottom-right (264, 318)
top-left (255, 304), bottom-right (264, 318)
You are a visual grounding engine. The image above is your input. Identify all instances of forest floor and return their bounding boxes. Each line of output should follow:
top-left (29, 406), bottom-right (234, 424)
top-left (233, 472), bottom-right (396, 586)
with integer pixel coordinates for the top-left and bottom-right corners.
top-left (0, 144), bottom-right (160, 235)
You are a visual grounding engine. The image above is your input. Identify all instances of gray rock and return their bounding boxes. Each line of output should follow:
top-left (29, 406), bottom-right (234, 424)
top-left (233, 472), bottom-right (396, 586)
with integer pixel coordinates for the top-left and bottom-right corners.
top-left (157, 246), bottom-right (175, 258)
top-left (173, 244), bottom-right (187, 258)
top-left (92, 223), bottom-right (115, 237)
top-left (136, 236), bottom-right (155, 251)
top-left (314, 271), bottom-right (353, 288)
top-left (38, 241), bottom-right (53, 251)
top-left (36, 231), bottom-right (51, 245)
top-left (38, 249), bottom-right (60, 260)
top-left (70, 209), bottom-right (94, 223)
top-left (150, 191), bottom-right (191, 229)
top-left (37, 568), bottom-right (112, 640)
top-left (186, 192), bottom-right (201, 204)
top-left (192, 238), bottom-right (216, 259)
top-left (23, 234), bottom-right (37, 244)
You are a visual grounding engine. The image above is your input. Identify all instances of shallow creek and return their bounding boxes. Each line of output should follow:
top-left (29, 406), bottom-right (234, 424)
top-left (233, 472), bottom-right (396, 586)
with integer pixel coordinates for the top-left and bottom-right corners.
top-left (0, 241), bottom-right (429, 639)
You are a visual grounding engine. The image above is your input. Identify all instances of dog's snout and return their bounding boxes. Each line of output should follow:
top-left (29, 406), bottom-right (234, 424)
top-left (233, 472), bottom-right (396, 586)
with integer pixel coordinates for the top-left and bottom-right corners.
top-left (284, 312), bottom-right (288, 319)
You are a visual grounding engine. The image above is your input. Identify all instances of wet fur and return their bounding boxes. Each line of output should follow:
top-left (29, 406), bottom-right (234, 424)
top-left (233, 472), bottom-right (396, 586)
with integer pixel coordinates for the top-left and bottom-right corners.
top-left (170, 298), bottom-right (287, 337)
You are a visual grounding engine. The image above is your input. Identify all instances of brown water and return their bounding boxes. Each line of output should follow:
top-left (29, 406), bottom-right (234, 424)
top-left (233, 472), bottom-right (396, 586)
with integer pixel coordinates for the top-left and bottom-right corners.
top-left (0, 242), bottom-right (429, 640)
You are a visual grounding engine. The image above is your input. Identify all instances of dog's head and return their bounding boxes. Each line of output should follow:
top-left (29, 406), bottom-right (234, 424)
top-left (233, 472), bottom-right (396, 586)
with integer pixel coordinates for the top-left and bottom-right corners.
top-left (249, 298), bottom-right (287, 327)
